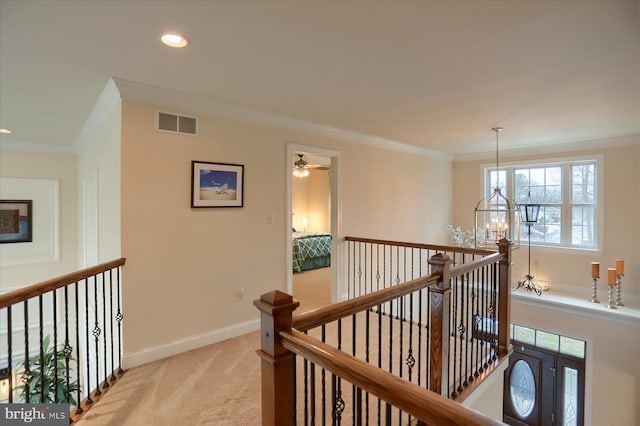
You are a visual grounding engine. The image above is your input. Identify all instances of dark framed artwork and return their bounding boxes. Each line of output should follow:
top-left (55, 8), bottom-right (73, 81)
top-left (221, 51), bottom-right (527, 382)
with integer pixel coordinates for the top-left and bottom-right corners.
top-left (191, 161), bottom-right (244, 208)
top-left (0, 200), bottom-right (33, 243)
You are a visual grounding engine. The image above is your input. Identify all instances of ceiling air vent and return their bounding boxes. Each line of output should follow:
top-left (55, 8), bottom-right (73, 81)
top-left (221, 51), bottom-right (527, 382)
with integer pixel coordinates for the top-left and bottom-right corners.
top-left (156, 111), bottom-right (198, 135)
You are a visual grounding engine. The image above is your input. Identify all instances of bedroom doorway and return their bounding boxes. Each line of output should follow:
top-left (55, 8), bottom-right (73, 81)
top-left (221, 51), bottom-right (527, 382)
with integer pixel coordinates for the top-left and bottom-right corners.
top-left (286, 144), bottom-right (341, 312)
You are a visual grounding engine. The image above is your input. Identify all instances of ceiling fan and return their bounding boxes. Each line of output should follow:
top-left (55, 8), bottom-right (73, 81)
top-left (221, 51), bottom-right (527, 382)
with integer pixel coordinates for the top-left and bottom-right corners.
top-left (293, 154), bottom-right (330, 176)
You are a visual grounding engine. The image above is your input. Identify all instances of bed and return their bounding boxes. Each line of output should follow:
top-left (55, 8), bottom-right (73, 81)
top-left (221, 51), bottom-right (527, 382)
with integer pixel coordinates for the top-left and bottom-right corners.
top-left (292, 231), bottom-right (332, 273)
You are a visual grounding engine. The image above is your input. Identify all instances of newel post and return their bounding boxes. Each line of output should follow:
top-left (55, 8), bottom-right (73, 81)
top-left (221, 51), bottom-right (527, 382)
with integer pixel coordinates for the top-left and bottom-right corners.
top-left (497, 238), bottom-right (512, 356)
top-left (427, 252), bottom-right (452, 397)
top-left (254, 290), bottom-right (300, 426)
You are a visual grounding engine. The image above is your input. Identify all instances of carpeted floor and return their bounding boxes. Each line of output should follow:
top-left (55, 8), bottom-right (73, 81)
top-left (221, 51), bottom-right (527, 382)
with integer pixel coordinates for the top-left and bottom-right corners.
top-left (76, 267), bottom-right (330, 425)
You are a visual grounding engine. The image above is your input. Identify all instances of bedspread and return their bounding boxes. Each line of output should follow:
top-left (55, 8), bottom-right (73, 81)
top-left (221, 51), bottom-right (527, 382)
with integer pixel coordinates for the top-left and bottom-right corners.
top-left (292, 232), bottom-right (331, 273)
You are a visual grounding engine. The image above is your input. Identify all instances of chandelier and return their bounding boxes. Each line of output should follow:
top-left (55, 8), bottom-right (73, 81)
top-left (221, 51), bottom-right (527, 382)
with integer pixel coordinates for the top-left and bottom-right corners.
top-left (474, 127), bottom-right (520, 248)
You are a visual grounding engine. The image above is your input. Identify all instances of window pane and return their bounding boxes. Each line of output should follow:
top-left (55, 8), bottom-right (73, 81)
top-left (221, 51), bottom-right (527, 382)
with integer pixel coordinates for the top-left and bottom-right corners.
top-left (513, 325), bottom-right (535, 345)
top-left (563, 367), bottom-right (579, 426)
top-left (538, 206), bottom-right (561, 244)
top-left (571, 163), bottom-right (595, 204)
top-left (536, 330), bottom-right (559, 351)
top-left (560, 336), bottom-right (585, 358)
top-left (571, 206), bottom-right (595, 247)
top-left (490, 170), bottom-right (507, 191)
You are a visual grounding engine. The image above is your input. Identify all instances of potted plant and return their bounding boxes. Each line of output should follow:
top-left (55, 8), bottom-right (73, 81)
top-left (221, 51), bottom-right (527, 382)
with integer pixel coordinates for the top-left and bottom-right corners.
top-left (16, 335), bottom-right (81, 404)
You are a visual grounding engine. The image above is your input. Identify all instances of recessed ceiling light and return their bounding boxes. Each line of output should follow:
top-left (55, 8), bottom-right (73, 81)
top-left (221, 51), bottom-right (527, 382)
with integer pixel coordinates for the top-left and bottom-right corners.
top-left (0, 128), bottom-right (12, 134)
top-left (161, 33), bottom-right (188, 48)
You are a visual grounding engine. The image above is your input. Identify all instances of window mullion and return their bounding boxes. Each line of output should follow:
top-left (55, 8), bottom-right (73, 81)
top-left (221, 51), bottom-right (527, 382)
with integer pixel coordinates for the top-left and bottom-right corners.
top-left (565, 163), bottom-right (574, 246)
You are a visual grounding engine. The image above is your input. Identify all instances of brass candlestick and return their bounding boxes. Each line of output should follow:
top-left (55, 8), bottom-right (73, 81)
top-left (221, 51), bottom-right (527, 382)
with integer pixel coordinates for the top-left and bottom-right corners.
top-left (589, 277), bottom-right (600, 303)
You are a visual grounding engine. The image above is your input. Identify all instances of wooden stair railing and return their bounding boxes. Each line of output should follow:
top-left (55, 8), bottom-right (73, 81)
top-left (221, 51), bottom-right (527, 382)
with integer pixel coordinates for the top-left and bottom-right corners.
top-left (0, 258), bottom-right (126, 423)
top-left (256, 237), bottom-right (513, 424)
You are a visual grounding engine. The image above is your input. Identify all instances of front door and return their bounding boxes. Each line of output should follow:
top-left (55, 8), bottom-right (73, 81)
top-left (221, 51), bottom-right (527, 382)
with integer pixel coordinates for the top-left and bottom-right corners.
top-left (504, 344), bottom-right (555, 425)
top-left (504, 342), bottom-right (585, 426)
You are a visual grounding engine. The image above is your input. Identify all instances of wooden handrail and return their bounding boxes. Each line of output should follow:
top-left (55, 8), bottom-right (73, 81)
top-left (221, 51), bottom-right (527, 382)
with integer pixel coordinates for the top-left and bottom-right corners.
top-left (0, 258), bottom-right (126, 309)
top-left (293, 273), bottom-right (440, 331)
top-left (449, 252), bottom-right (504, 279)
top-left (344, 236), bottom-right (496, 256)
top-left (281, 329), bottom-right (504, 426)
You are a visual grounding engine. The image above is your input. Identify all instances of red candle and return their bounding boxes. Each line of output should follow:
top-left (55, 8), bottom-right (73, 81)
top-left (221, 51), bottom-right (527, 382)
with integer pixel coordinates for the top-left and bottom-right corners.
top-left (607, 268), bottom-right (617, 286)
top-left (591, 262), bottom-right (599, 278)
top-left (615, 259), bottom-right (624, 276)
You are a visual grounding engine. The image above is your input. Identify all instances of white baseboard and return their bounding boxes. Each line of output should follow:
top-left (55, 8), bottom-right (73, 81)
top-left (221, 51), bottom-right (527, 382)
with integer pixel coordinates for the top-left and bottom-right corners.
top-left (122, 318), bottom-right (260, 369)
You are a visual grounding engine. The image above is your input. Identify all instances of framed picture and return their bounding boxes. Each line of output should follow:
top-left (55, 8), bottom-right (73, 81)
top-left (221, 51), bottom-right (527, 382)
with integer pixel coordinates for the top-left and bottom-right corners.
top-left (191, 161), bottom-right (244, 208)
top-left (0, 200), bottom-right (33, 243)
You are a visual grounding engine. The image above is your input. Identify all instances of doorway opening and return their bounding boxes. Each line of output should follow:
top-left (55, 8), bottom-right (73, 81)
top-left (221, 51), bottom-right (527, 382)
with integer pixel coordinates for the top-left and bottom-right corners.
top-left (286, 144), bottom-right (341, 312)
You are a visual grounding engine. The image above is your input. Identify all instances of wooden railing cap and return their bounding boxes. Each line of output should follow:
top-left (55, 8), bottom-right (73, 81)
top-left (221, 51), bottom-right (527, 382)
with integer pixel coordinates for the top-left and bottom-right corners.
top-left (261, 290), bottom-right (293, 305)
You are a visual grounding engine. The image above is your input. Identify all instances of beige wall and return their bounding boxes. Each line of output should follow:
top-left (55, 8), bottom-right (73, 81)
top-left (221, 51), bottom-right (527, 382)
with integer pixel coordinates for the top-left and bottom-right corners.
top-left (77, 100), bottom-right (122, 265)
top-left (0, 150), bottom-right (78, 288)
top-left (453, 139), bottom-right (640, 298)
top-left (292, 168), bottom-right (330, 233)
top-left (120, 100), bottom-right (452, 362)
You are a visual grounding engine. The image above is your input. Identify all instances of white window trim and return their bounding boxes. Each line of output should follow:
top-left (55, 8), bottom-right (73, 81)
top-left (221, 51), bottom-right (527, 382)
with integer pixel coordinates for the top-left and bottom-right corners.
top-left (480, 154), bottom-right (604, 253)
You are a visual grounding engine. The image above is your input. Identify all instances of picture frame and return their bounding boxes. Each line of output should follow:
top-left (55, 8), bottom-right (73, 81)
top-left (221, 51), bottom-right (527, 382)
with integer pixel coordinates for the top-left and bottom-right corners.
top-left (191, 161), bottom-right (244, 208)
top-left (0, 200), bottom-right (33, 243)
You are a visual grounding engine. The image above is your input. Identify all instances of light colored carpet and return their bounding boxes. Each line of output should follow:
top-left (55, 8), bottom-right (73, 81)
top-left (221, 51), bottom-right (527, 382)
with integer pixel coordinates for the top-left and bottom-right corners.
top-left (76, 268), bottom-right (330, 425)
top-left (293, 266), bottom-right (331, 312)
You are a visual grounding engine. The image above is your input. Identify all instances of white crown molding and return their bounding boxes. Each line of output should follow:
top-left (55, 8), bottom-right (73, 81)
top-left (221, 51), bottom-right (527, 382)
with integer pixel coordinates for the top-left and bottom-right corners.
top-left (454, 133), bottom-right (640, 162)
top-left (112, 78), bottom-right (453, 161)
top-left (73, 78), bottom-right (121, 153)
top-left (0, 138), bottom-right (76, 155)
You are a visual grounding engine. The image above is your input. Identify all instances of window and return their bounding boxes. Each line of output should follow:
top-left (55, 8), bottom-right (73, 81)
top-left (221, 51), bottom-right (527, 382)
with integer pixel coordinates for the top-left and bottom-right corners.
top-left (485, 157), bottom-right (600, 250)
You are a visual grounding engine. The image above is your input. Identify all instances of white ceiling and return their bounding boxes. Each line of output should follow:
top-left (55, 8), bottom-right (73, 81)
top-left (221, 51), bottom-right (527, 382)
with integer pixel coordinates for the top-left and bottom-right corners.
top-left (1, 0), bottom-right (638, 155)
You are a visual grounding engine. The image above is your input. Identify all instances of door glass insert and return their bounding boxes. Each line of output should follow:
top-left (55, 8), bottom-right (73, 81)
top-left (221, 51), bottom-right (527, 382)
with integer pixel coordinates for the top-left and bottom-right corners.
top-left (563, 367), bottom-right (579, 426)
top-left (510, 360), bottom-right (536, 418)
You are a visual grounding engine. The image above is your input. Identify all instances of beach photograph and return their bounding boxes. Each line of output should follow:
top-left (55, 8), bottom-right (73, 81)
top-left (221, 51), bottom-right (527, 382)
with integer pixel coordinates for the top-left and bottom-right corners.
top-left (191, 161), bottom-right (244, 208)
top-left (199, 169), bottom-right (238, 201)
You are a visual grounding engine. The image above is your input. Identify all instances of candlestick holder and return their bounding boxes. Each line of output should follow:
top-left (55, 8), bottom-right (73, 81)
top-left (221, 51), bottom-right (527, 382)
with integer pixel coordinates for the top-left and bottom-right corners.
top-left (589, 277), bottom-right (600, 303)
top-left (615, 275), bottom-right (624, 306)
top-left (607, 284), bottom-right (617, 309)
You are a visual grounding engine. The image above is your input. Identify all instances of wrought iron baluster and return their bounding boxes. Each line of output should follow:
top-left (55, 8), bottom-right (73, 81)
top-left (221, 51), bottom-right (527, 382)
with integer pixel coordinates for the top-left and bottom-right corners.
top-left (451, 276), bottom-right (458, 398)
top-left (93, 275), bottom-right (102, 397)
top-left (22, 301), bottom-right (32, 403)
top-left (76, 281), bottom-right (86, 411)
top-left (375, 244), bottom-right (380, 292)
top-left (116, 267), bottom-right (123, 374)
top-left (352, 313), bottom-right (357, 426)
top-left (109, 269), bottom-right (116, 382)
top-left (304, 357), bottom-right (308, 426)
top-left (39, 295), bottom-right (45, 403)
top-left (53, 290), bottom-right (59, 402)
top-left (348, 240), bottom-right (352, 299)
top-left (357, 242), bottom-right (362, 298)
top-left (322, 325), bottom-right (326, 426)
top-left (377, 302), bottom-right (382, 422)
top-left (491, 262), bottom-right (498, 362)
top-left (7, 306), bottom-right (13, 402)
top-left (365, 307), bottom-right (370, 425)
top-left (101, 271), bottom-right (109, 389)
top-left (292, 353), bottom-right (297, 425)
top-left (310, 361), bottom-right (316, 425)
top-left (63, 285), bottom-right (71, 404)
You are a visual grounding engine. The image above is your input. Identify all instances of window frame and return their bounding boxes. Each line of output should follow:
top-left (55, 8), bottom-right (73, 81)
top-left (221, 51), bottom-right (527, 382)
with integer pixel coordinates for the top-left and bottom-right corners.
top-left (481, 154), bottom-right (604, 252)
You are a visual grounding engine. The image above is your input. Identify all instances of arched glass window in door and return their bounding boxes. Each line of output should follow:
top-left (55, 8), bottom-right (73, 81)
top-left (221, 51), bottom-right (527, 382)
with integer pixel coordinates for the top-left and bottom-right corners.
top-left (509, 360), bottom-right (536, 418)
